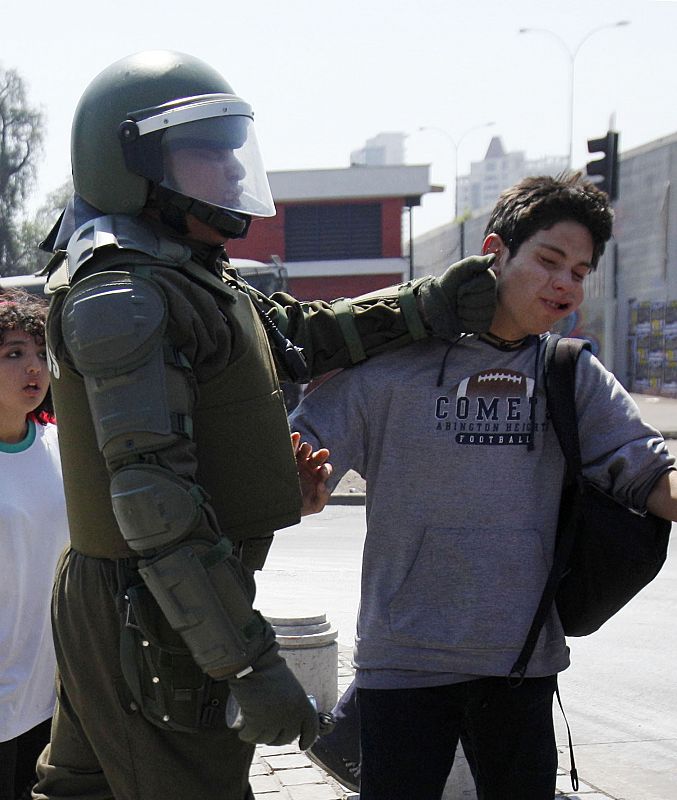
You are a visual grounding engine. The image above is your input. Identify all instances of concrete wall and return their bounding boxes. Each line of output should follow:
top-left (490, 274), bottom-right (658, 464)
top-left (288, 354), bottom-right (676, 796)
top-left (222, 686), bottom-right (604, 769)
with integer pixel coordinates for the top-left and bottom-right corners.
top-left (612, 135), bottom-right (677, 392)
top-left (412, 212), bottom-right (491, 280)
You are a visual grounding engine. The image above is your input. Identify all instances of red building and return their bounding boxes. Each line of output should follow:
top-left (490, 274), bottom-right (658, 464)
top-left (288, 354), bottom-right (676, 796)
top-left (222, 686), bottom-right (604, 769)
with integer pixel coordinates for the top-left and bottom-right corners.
top-left (227, 164), bottom-right (440, 300)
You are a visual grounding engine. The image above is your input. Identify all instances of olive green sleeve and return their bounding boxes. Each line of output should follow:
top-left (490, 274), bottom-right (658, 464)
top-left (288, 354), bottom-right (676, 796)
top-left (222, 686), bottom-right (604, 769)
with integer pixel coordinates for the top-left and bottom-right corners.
top-left (252, 283), bottom-right (425, 379)
top-left (249, 254), bottom-right (497, 380)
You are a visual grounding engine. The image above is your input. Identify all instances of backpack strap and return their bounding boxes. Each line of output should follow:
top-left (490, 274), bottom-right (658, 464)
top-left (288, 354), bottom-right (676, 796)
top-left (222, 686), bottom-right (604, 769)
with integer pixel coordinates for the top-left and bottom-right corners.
top-left (555, 681), bottom-right (580, 792)
top-left (544, 335), bottom-right (590, 478)
top-left (508, 335), bottom-right (590, 684)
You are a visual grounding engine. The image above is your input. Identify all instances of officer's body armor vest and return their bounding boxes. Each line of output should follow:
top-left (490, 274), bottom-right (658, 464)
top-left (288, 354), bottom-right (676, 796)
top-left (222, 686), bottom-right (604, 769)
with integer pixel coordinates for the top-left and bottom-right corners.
top-left (47, 216), bottom-right (301, 562)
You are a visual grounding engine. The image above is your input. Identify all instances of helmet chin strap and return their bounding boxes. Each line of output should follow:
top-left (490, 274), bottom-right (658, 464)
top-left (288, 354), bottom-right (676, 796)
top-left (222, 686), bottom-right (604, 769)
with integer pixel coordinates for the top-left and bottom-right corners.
top-left (153, 186), bottom-right (251, 240)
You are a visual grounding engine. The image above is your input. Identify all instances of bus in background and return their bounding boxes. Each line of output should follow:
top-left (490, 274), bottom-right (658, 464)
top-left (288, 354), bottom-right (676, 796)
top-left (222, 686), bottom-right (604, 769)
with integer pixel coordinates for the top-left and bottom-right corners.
top-left (0, 258), bottom-right (289, 297)
top-left (0, 273), bottom-right (47, 295)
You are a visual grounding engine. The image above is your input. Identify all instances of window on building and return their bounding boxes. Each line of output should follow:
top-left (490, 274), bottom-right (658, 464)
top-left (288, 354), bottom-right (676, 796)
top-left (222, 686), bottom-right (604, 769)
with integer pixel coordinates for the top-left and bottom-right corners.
top-left (284, 203), bottom-right (382, 261)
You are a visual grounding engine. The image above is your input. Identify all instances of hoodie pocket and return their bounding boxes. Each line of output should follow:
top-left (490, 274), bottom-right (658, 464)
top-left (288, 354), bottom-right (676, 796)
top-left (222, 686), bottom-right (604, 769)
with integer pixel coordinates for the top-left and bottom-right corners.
top-left (387, 526), bottom-right (549, 651)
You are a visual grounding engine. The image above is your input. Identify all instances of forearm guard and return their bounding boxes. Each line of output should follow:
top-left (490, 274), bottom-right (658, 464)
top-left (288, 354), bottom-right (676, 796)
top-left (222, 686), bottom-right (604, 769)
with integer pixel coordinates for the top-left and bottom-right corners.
top-left (138, 539), bottom-right (272, 679)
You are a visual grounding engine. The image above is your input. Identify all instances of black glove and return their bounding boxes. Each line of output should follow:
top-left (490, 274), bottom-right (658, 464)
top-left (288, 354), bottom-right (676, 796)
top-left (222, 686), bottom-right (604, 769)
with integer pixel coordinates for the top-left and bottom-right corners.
top-left (418, 254), bottom-right (496, 339)
top-left (227, 643), bottom-right (319, 749)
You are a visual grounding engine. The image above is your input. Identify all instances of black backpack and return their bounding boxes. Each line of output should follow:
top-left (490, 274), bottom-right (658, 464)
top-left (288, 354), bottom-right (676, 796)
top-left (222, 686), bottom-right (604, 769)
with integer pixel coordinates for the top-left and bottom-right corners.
top-left (511, 335), bottom-right (671, 683)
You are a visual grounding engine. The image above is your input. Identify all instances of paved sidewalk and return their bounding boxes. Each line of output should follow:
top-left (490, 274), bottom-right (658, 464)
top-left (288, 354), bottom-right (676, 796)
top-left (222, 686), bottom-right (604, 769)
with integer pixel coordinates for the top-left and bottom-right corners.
top-left (630, 392), bottom-right (677, 439)
top-left (250, 649), bottom-right (618, 800)
top-left (250, 650), bottom-right (358, 799)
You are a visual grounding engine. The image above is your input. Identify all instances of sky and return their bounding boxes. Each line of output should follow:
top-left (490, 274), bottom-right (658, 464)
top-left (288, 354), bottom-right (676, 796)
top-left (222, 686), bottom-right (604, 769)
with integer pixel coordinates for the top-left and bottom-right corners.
top-left (3, 0), bottom-right (676, 236)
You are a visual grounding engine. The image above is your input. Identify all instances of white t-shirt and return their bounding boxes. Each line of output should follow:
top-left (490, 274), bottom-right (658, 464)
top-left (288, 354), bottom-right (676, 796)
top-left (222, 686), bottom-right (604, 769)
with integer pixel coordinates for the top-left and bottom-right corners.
top-left (0, 420), bottom-right (68, 741)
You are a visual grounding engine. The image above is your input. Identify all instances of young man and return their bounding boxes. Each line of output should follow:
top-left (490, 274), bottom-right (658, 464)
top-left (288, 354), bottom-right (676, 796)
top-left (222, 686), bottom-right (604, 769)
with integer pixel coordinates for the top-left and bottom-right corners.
top-left (290, 173), bottom-right (677, 800)
top-left (33, 51), bottom-right (496, 800)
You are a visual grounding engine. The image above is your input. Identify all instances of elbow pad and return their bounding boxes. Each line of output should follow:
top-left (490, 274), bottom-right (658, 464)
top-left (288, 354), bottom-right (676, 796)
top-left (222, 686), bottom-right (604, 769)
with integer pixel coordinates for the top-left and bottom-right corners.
top-left (110, 465), bottom-right (203, 552)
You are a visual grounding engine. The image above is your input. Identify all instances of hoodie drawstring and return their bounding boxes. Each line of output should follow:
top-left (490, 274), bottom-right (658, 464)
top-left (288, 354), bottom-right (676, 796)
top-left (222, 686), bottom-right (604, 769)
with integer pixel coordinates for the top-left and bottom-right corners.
top-left (527, 335), bottom-right (542, 452)
top-left (436, 335), bottom-right (466, 387)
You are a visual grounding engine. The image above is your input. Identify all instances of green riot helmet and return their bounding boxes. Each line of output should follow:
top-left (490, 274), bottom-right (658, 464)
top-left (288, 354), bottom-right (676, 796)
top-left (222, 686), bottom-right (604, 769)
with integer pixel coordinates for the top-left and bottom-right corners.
top-left (71, 50), bottom-right (275, 238)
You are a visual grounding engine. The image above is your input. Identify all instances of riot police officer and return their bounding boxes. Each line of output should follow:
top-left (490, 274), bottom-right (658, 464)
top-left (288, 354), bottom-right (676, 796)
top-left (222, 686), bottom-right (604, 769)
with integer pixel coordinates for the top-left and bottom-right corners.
top-left (34, 50), bottom-right (496, 800)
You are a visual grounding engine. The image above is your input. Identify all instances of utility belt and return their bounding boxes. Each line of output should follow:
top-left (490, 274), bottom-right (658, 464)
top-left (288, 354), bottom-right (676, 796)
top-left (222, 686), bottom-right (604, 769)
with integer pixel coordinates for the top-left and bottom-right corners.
top-left (113, 537), bottom-right (271, 732)
top-left (74, 533), bottom-right (273, 570)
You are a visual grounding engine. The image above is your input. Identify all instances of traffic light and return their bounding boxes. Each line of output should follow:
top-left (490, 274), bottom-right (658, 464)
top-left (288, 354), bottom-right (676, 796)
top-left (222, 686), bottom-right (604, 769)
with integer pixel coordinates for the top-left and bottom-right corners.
top-left (586, 130), bottom-right (619, 201)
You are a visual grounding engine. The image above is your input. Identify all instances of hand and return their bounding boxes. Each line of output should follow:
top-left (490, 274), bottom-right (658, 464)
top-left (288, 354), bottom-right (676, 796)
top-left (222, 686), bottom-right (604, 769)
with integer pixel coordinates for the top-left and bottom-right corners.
top-left (291, 432), bottom-right (332, 516)
top-left (227, 643), bottom-right (320, 749)
top-left (418, 254), bottom-right (497, 338)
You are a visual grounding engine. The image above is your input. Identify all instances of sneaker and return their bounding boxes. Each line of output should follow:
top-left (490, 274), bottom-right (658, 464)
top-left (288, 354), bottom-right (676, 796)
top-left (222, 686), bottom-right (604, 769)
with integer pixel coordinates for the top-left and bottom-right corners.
top-left (307, 736), bottom-right (361, 793)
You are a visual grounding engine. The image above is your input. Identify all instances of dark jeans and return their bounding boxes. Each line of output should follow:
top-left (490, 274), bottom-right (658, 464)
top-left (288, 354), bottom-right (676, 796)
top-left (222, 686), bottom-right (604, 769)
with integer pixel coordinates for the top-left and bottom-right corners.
top-left (357, 676), bottom-right (558, 800)
top-left (0, 718), bottom-right (52, 800)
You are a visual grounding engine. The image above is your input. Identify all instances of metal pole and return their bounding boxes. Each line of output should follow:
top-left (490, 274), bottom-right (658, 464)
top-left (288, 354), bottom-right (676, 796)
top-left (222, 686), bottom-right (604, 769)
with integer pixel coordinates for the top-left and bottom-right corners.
top-left (408, 205), bottom-right (414, 281)
top-left (518, 21), bottom-right (630, 169)
top-left (417, 123), bottom-right (494, 221)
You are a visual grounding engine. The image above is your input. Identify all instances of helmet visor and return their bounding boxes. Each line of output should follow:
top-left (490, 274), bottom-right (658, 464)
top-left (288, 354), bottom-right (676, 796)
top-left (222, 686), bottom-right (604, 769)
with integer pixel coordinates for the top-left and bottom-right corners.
top-left (125, 96), bottom-right (275, 218)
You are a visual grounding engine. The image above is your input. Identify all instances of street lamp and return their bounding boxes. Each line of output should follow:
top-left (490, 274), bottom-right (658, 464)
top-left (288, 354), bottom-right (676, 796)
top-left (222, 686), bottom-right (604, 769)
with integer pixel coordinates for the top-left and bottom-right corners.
top-left (518, 21), bottom-right (630, 168)
top-left (417, 121), bottom-right (495, 219)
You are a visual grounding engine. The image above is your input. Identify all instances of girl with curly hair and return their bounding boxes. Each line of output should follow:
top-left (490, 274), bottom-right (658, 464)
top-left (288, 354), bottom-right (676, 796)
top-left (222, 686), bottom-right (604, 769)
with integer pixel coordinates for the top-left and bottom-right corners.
top-left (0, 289), bottom-right (68, 800)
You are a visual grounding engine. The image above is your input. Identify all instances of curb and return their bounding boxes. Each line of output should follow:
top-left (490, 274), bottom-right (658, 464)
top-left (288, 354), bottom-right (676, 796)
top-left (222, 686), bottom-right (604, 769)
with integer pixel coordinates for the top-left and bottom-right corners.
top-left (327, 493), bottom-right (366, 506)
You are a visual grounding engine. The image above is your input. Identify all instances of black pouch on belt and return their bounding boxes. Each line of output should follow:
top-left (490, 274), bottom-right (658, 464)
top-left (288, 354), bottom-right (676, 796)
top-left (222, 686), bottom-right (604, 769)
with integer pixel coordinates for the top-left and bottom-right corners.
top-left (117, 571), bottom-right (232, 733)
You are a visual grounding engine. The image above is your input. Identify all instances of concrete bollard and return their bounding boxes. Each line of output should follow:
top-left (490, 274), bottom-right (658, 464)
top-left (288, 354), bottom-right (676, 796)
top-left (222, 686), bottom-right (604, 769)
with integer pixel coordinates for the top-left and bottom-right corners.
top-left (265, 612), bottom-right (339, 714)
top-left (265, 611), bottom-right (475, 797)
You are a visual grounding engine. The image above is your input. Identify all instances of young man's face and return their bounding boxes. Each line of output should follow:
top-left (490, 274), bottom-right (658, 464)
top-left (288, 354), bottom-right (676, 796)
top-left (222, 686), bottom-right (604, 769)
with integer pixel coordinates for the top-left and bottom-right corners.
top-left (482, 220), bottom-right (594, 340)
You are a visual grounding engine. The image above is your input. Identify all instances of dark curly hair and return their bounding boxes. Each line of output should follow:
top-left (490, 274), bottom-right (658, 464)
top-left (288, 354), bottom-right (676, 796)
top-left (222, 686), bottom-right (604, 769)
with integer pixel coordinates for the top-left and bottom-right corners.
top-left (484, 172), bottom-right (614, 269)
top-left (0, 287), bottom-right (54, 424)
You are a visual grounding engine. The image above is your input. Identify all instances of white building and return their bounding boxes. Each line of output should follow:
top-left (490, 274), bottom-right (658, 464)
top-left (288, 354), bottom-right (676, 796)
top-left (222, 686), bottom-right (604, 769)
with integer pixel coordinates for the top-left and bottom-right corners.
top-left (456, 136), bottom-right (568, 214)
top-left (350, 132), bottom-right (406, 166)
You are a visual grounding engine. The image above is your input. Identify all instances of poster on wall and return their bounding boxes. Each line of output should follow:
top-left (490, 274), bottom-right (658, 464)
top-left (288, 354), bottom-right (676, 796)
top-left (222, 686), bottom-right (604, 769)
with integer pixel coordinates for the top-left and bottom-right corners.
top-left (663, 361), bottom-right (677, 396)
top-left (628, 300), bottom-right (671, 394)
top-left (632, 358), bottom-right (651, 393)
top-left (634, 302), bottom-right (652, 333)
top-left (630, 302), bottom-right (652, 392)
top-left (666, 301), bottom-right (677, 335)
top-left (651, 302), bottom-right (667, 392)
top-left (556, 299), bottom-right (604, 357)
top-left (651, 302), bottom-right (666, 331)
top-left (663, 302), bottom-right (677, 396)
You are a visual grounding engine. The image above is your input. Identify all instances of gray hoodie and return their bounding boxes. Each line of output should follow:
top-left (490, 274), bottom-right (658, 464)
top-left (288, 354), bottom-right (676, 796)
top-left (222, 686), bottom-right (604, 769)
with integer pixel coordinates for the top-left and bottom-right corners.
top-left (290, 334), bottom-right (673, 688)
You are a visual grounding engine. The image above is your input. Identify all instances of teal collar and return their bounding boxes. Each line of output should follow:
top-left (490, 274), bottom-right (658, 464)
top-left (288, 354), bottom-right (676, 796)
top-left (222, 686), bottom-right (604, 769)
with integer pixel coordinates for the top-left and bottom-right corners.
top-left (0, 418), bottom-right (36, 453)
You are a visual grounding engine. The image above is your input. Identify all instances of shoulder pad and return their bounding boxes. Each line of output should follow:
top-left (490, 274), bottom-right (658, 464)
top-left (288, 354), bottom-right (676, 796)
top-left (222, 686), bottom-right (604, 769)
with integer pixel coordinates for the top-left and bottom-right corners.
top-left (38, 250), bottom-right (71, 294)
top-left (67, 215), bottom-right (192, 279)
top-left (62, 272), bottom-right (167, 377)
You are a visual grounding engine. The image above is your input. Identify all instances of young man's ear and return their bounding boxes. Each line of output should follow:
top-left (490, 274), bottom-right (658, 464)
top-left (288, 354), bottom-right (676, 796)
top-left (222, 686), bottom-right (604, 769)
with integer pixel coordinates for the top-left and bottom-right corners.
top-left (482, 233), bottom-right (507, 273)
